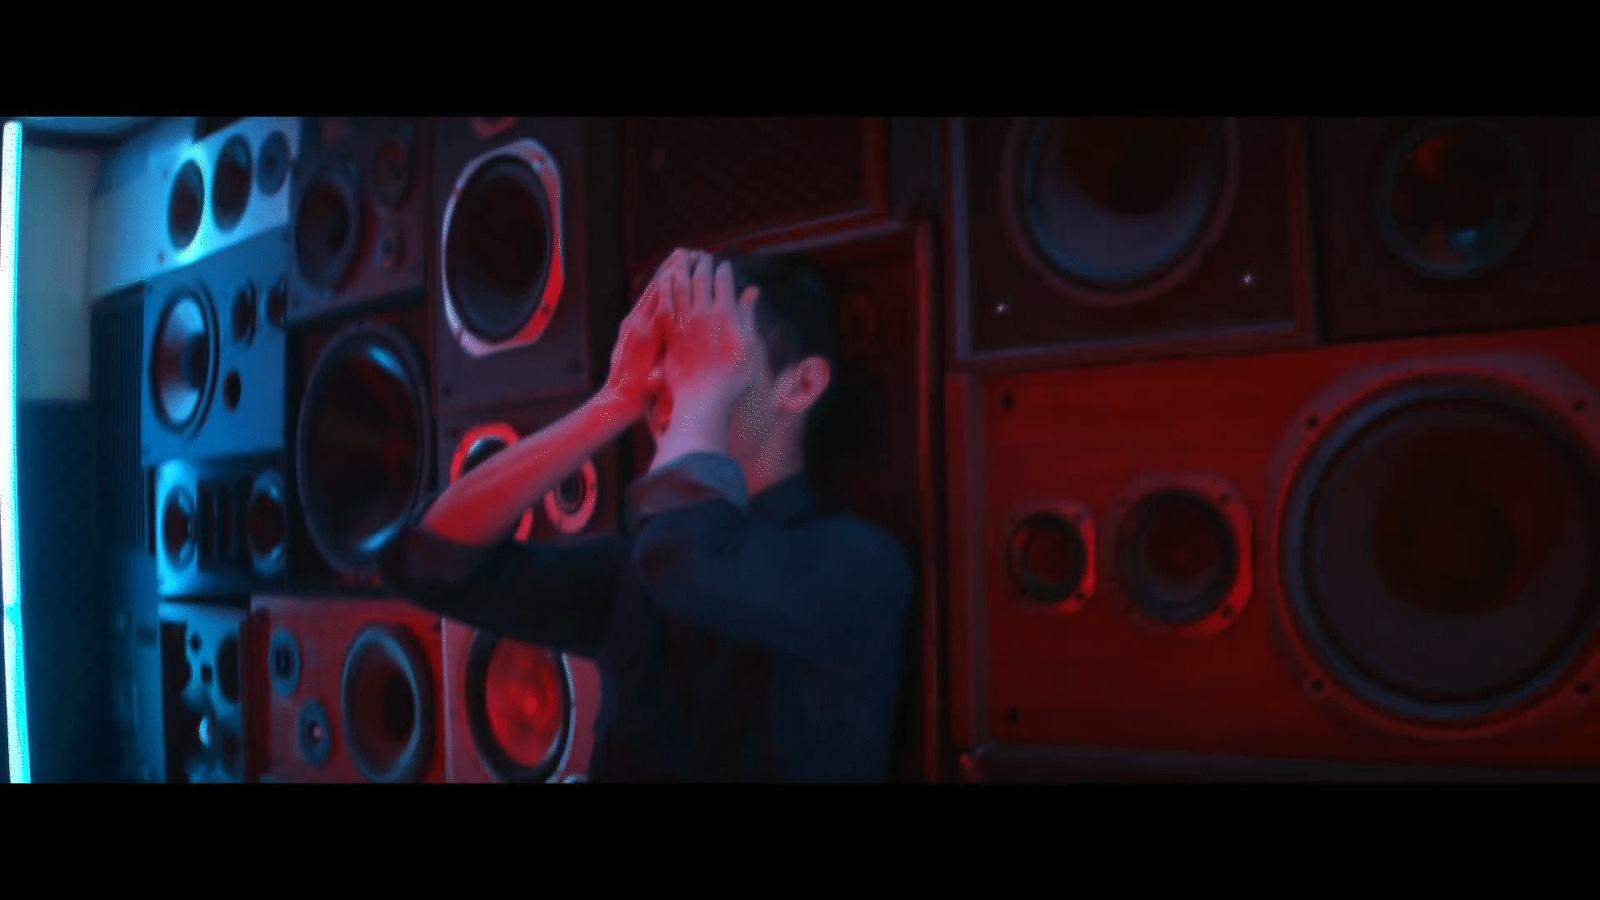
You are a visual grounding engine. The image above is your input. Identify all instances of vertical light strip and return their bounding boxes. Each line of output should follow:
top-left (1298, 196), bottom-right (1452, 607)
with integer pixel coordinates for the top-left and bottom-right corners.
top-left (0, 119), bottom-right (28, 784)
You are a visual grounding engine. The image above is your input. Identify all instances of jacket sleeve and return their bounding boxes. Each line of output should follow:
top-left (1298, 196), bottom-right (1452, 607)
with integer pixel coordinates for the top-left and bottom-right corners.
top-left (625, 453), bottom-right (913, 671)
top-left (377, 490), bottom-right (629, 659)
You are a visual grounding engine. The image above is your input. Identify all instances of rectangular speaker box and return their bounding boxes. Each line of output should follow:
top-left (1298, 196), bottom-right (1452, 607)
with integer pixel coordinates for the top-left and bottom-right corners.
top-left (622, 117), bottom-right (895, 281)
top-left (250, 595), bottom-right (445, 783)
top-left (947, 322), bottom-right (1600, 781)
top-left (1314, 117), bottom-right (1600, 344)
top-left (441, 622), bottom-right (602, 783)
top-left (287, 297), bottom-right (435, 589)
top-left (141, 225), bottom-right (292, 467)
top-left (157, 601), bottom-right (255, 783)
top-left (435, 392), bottom-right (621, 546)
top-left (108, 549), bottom-right (163, 782)
top-left (150, 452), bottom-right (290, 600)
top-left (89, 117), bottom-right (304, 301)
top-left (286, 117), bottom-right (431, 325)
top-left (430, 117), bottom-right (626, 417)
top-left (949, 117), bottom-right (1315, 370)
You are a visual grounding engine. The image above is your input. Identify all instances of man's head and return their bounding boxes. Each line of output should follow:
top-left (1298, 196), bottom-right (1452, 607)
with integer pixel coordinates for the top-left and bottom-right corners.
top-left (645, 250), bottom-right (838, 487)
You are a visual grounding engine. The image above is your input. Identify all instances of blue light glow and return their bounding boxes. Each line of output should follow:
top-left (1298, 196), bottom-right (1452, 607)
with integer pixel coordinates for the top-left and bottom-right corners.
top-left (1, 119), bottom-right (29, 784)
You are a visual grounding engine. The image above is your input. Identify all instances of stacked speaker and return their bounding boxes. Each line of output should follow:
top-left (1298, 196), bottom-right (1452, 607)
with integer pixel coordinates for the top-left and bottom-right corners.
top-left (945, 117), bottom-right (1600, 780)
top-left (92, 117), bottom-right (642, 782)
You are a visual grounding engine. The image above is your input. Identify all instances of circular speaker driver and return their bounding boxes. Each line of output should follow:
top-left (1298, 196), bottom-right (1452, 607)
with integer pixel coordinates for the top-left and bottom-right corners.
top-left (340, 625), bottom-right (434, 783)
top-left (1282, 379), bottom-right (1600, 725)
top-left (294, 160), bottom-right (362, 291)
top-left (1006, 511), bottom-right (1091, 609)
top-left (150, 292), bottom-right (216, 434)
top-left (1009, 117), bottom-right (1236, 305)
top-left (464, 632), bottom-right (572, 783)
top-left (247, 470), bottom-right (288, 578)
top-left (444, 157), bottom-right (554, 343)
top-left (211, 134), bottom-right (253, 233)
top-left (296, 323), bottom-right (430, 579)
top-left (1115, 489), bottom-right (1241, 628)
top-left (168, 160), bottom-right (204, 251)
top-left (1377, 118), bottom-right (1537, 281)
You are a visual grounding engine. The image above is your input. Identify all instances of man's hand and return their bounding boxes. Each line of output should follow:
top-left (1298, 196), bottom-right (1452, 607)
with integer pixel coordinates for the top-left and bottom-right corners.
top-left (599, 252), bottom-right (675, 421)
top-left (660, 249), bottom-right (761, 414)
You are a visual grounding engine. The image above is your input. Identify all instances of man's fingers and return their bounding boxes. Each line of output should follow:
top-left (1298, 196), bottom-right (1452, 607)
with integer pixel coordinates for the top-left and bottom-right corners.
top-left (691, 251), bottom-right (715, 311)
top-left (738, 285), bottom-right (760, 317)
top-left (670, 250), bottom-right (693, 322)
top-left (714, 260), bottom-right (737, 310)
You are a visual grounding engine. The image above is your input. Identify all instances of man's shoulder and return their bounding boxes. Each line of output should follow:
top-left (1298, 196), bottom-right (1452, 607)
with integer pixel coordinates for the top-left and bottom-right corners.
top-left (808, 512), bottom-right (914, 584)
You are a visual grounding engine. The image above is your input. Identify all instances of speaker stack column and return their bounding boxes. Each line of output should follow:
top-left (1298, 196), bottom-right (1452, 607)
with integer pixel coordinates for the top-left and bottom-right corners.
top-left (98, 117), bottom-right (305, 782)
top-left (945, 117), bottom-right (1600, 782)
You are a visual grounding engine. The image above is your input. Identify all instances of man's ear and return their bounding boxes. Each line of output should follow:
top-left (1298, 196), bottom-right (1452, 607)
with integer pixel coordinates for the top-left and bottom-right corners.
top-left (777, 356), bottom-right (831, 414)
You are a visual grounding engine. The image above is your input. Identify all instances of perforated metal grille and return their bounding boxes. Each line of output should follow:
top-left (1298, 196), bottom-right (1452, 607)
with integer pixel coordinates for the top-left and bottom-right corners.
top-left (624, 118), bottom-right (880, 272)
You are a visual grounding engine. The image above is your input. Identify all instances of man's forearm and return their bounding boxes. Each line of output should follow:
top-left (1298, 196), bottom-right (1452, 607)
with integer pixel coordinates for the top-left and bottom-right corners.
top-left (422, 390), bottom-right (638, 547)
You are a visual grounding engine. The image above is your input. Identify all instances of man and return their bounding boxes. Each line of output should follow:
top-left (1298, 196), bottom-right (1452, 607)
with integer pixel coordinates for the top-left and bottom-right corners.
top-left (378, 248), bottom-right (913, 782)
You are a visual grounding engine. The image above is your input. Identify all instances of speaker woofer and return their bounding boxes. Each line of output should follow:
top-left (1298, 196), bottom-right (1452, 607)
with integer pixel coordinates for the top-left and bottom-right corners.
top-left (340, 625), bottom-right (435, 783)
top-left (161, 484), bottom-right (198, 569)
top-left (445, 158), bottom-right (553, 343)
top-left (247, 469), bottom-right (288, 578)
top-left (1377, 118), bottom-right (1537, 281)
top-left (168, 159), bottom-right (204, 251)
top-left (150, 291), bottom-right (216, 434)
top-left (294, 159), bottom-right (362, 291)
top-left (543, 458), bottom-right (599, 536)
top-left (257, 131), bottom-right (290, 196)
top-left (296, 322), bottom-right (430, 579)
top-left (211, 134), bottom-right (253, 233)
top-left (1282, 378), bottom-right (1600, 725)
top-left (464, 632), bottom-right (572, 783)
top-left (1007, 117), bottom-right (1237, 306)
top-left (450, 423), bottom-right (533, 542)
top-left (371, 126), bottom-right (414, 210)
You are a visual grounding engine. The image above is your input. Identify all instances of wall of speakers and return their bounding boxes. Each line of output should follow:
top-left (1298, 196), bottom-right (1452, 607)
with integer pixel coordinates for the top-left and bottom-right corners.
top-left (948, 117), bottom-right (1314, 370)
top-left (1314, 117), bottom-right (1600, 343)
top-left (90, 117), bottom-right (303, 301)
top-left (287, 117), bottom-right (431, 325)
top-left (158, 603), bottom-right (254, 783)
top-left (141, 226), bottom-right (291, 466)
top-left (947, 322), bottom-right (1600, 780)
top-left (431, 117), bottom-right (626, 415)
top-left (251, 595), bottom-right (445, 783)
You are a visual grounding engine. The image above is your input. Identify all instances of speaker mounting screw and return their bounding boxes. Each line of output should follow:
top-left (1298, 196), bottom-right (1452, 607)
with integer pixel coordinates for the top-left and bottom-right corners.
top-left (994, 302), bottom-right (1010, 315)
top-left (1242, 272), bottom-right (1255, 287)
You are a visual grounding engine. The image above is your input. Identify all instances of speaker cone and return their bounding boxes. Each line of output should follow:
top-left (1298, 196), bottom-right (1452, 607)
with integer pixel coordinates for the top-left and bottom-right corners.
top-left (161, 484), bottom-right (198, 568)
top-left (151, 291), bottom-right (215, 433)
top-left (257, 131), bottom-right (290, 196)
top-left (444, 157), bottom-right (554, 343)
top-left (464, 632), bottom-right (572, 783)
top-left (1377, 119), bottom-right (1536, 281)
top-left (1013, 117), bottom-right (1234, 300)
top-left (297, 323), bottom-right (429, 578)
top-left (340, 625), bottom-right (434, 783)
top-left (371, 128), bottom-right (413, 210)
top-left (247, 469), bottom-right (287, 578)
top-left (294, 160), bottom-right (361, 290)
top-left (1007, 511), bottom-right (1090, 607)
top-left (1282, 379), bottom-right (1600, 723)
top-left (1116, 489), bottom-right (1240, 627)
top-left (168, 159), bottom-right (204, 251)
top-left (211, 134), bottom-right (252, 233)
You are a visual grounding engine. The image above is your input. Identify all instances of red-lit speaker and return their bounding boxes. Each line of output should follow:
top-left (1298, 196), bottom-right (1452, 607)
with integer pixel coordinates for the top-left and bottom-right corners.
top-left (622, 118), bottom-right (898, 283)
top-left (152, 453), bottom-right (289, 599)
top-left (159, 602), bottom-right (256, 783)
top-left (142, 226), bottom-right (292, 466)
top-left (251, 595), bottom-right (445, 783)
top-left (948, 323), bottom-right (1600, 781)
top-left (948, 117), bottom-right (1315, 369)
top-left (1314, 117), bottom-right (1600, 343)
top-left (440, 624), bottom-right (601, 783)
top-left (430, 117), bottom-right (626, 415)
top-left (290, 303), bottom-right (434, 588)
top-left (287, 117), bottom-right (431, 325)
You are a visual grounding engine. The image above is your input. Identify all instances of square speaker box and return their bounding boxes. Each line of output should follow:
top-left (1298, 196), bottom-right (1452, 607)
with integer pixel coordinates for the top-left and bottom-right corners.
top-left (287, 117), bottom-right (431, 325)
top-left (431, 117), bottom-right (627, 416)
top-left (1313, 116), bottom-right (1600, 343)
top-left (158, 601), bottom-right (256, 783)
top-left (949, 117), bottom-right (1315, 370)
top-left (141, 226), bottom-right (293, 466)
top-left (90, 117), bottom-right (304, 301)
top-left (251, 595), bottom-right (446, 783)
